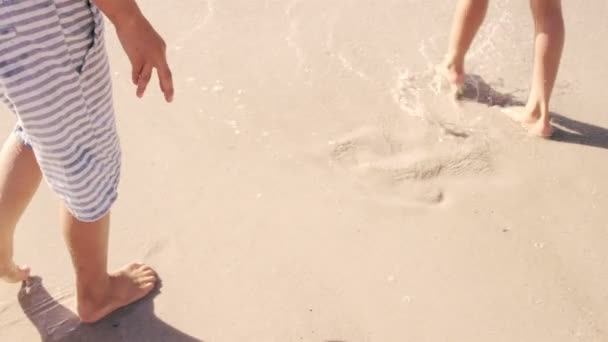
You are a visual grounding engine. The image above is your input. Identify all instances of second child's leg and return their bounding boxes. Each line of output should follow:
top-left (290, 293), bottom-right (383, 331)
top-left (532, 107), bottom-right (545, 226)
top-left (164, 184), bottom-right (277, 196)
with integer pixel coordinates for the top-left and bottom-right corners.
top-left (62, 209), bottom-right (157, 323)
top-left (0, 135), bottom-right (41, 283)
top-left (443, 0), bottom-right (490, 89)
top-left (526, 0), bottom-right (565, 137)
top-left (505, 0), bottom-right (564, 138)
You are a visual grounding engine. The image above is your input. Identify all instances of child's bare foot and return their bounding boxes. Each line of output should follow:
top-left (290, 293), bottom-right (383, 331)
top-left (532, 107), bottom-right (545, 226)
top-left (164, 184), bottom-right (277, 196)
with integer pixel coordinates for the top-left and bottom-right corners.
top-left (501, 107), bottom-right (554, 138)
top-left (501, 106), bottom-right (539, 124)
top-left (523, 119), bottom-right (554, 138)
top-left (0, 262), bottom-right (30, 283)
top-left (439, 57), bottom-right (466, 98)
top-left (77, 263), bottom-right (157, 323)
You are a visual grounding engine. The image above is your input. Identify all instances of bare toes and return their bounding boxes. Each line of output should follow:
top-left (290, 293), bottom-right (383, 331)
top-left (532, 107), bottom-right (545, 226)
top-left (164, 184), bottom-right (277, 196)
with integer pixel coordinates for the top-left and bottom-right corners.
top-left (141, 270), bottom-right (156, 278)
top-left (141, 265), bottom-right (154, 273)
top-left (138, 276), bottom-right (157, 286)
top-left (140, 282), bottom-right (155, 291)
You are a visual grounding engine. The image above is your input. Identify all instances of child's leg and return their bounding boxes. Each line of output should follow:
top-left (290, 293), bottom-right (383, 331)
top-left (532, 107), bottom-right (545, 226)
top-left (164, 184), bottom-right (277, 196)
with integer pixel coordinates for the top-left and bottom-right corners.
top-left (505, 0), bottom-right (564, 138)
top-left (524, 0), bottom-right (564, 137)
top-left (0, 135), bottom-right (41, 283)
top-left (443, 0), bottom-right (490, 87)
top-left (61, 209), bottom-right (157, 323)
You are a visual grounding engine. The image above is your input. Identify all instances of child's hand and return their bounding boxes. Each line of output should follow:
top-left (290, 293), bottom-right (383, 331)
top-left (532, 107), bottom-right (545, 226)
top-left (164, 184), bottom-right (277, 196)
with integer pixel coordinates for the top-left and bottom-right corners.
top-left (115, 16), bottom-right (174, 102)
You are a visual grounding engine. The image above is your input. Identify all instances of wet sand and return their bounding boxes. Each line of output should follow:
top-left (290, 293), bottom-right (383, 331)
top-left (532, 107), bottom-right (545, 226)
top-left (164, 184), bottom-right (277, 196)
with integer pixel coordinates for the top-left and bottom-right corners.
top-left (2, 0), bottom-right (608, 341)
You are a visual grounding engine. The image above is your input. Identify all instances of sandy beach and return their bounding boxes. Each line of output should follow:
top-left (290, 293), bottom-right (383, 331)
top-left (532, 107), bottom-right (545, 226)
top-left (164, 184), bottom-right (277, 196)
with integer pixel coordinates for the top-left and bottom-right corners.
top-left (2, 0), bottom-right (608, 341)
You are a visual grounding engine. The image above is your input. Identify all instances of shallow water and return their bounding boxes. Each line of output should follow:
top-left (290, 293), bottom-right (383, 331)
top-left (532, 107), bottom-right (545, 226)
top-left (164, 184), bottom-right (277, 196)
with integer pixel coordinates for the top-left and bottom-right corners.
top-left (138, 0), bottom-right (535, 208)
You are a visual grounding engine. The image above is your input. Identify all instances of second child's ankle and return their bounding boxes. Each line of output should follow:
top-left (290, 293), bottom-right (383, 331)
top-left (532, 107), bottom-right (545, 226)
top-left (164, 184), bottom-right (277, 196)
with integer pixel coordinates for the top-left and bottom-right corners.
top-left (444, 53), bottom-right (464, 70)
top-left (524, 100), bottom-right (549, 119)
top-left (0, 254), bottom-right (15, 271)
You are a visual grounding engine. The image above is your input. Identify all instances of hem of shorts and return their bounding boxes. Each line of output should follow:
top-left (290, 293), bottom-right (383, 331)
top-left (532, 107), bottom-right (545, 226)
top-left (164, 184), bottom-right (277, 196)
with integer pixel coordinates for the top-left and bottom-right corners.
top-left (15, 128), bottom-right (119, 223)
top-left (62, 195), bottom-right (117, 223)
top-left (13, 127), bottom-right (32, 147)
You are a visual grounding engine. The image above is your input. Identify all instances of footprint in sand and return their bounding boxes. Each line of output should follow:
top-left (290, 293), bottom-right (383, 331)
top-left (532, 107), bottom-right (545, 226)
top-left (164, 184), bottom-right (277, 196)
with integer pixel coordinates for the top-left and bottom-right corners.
top-left (330, 128), bottom-right (491, 206)
top-left (328, 119), bottom-right (491, 208)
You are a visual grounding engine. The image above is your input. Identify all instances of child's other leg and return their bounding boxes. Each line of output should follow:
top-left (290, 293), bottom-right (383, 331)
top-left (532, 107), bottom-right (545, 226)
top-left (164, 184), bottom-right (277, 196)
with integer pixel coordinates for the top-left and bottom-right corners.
top-left (0, 135), bottom-right (41, 282)
top-left (524, 0), bottom-right (564, 137)
top-left (505, 0), bottom-right (564, 137)
top-left (443, 0), bottom-right (489, 89)
top-left (62, 209), bottom-right (157, 323)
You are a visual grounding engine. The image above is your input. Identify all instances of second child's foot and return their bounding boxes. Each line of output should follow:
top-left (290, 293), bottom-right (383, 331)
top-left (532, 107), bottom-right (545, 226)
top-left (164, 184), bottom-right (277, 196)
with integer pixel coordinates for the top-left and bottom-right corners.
top-left (501, 107), bottom-right (554, 138)
top-left (523, 120), bottom-right (554, 138)
top-left (77, 263), bottom-right (157, 323)
top-left (0, 262), bottom-right (30, 283)
top-left (501, 106), bottom-right (539, 124)
top-left (439, 57), bottom-right (466, 98)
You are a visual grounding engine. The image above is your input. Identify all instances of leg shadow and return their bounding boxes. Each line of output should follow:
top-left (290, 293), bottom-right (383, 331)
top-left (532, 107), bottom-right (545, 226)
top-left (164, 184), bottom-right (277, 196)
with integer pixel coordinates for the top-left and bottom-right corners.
top-left (18, 277), bottom-right (203, 342)
top-left (550, 113), bottom-right (608, 150)
top-left (459, 74), bottom-right (608, 150)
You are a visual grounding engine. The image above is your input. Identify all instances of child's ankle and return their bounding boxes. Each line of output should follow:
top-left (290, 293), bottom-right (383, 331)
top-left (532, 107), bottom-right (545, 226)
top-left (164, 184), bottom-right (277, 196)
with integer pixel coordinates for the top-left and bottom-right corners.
top-left (0, 263), bottom-right (10, 274)
top-left (0, 255), bottom-right (14, 271)
top-left (444, 53), bottom-right (464, 69)
top-left (525, 100), bottom-right (549, 119)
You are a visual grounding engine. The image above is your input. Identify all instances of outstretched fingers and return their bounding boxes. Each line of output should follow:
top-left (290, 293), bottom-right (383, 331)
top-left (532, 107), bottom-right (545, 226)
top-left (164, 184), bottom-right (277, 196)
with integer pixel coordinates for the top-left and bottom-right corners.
top-left (157, 60), bottom-right (174, 102)
top-left (136, 64), bottom-right (153, 98)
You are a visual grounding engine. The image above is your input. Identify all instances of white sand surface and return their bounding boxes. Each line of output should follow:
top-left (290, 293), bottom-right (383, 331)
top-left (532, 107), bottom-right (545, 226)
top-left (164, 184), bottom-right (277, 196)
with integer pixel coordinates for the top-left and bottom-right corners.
top-left (2, 0), bottom-right (608, 341)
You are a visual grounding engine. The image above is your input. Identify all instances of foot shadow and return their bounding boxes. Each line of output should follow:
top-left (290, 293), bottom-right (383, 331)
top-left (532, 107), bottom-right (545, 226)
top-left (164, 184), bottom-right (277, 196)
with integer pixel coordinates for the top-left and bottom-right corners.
top-left (460, 74), bottom-right (608, 150)
top-left (458, 74), bottom-right (526, 107)
top-left (18, 277), bottom-right (203, 342)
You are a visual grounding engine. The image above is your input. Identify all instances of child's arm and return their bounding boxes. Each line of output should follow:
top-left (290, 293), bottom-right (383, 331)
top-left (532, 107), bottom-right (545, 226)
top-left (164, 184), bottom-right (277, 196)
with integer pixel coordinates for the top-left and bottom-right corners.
top-left (94, 0), bottom-right (174, 102)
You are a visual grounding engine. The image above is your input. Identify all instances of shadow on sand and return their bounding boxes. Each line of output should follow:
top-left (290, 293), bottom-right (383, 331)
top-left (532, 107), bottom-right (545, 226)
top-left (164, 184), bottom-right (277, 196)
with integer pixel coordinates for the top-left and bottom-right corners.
top-left (461, 74), bottom-right (608, 150)
top-left (18, 277), bottom-right (202, 342)
top-left (459, 74), bottom-right (526, 108)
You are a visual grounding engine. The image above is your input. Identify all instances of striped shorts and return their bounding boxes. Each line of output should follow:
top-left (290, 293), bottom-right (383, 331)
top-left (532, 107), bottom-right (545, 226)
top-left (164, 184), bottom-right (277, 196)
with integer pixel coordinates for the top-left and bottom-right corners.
top-left (0, 0), bottom-right (120, 222)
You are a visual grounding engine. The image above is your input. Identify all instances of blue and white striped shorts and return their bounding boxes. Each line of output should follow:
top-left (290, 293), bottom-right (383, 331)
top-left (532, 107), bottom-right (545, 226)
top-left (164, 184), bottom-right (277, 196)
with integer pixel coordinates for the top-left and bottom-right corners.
top-left (0, 0), bottom-right (121, 222)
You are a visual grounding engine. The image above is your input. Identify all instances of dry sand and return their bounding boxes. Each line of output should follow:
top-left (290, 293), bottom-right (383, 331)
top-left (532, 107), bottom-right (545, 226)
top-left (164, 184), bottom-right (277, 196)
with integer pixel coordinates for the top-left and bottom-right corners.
top-left (2, 0), bottom-right (608, 341)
